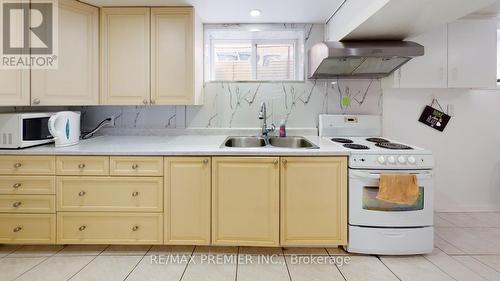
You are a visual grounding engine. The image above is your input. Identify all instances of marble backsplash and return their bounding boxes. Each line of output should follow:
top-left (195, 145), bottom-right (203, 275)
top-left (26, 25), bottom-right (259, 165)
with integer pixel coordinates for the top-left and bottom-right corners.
top-left (76, 79), bottom-right (382, 132)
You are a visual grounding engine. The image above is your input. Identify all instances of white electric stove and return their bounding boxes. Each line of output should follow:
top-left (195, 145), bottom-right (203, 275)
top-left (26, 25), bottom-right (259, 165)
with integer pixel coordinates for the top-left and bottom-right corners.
top-left (319, 114), bottom-right (435, 255)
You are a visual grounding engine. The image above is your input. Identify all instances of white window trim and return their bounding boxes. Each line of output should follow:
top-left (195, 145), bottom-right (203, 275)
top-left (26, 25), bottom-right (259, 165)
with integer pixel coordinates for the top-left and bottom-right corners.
top-left (205, 26), bottom-right (305, 82)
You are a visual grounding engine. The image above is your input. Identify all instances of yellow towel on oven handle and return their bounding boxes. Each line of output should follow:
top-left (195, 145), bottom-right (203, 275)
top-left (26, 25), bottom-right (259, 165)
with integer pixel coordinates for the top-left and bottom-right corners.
top-left (376, 174), bottom-right (419, 205)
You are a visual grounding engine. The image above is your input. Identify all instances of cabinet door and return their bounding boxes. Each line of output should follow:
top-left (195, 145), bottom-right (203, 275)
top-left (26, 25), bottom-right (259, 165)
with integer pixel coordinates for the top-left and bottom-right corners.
top-left (164, 157), bottom-right (210, 245)
top-left (280, 157), bottom-right (347, 246)
top-left (0, 70), bottom-right (29, 106)
top-left (398, 25), bottom-right (448, 89)
top-left (448, 18), bottom-right (497, 89)
top-left (30, 0), bottom-right (98, 106)
top-left (212, 157), bottom-right (279, 246)
top-left (101, 8), bottom-right (150, 105)
top-left (151, 8), bottom-right (194, 105)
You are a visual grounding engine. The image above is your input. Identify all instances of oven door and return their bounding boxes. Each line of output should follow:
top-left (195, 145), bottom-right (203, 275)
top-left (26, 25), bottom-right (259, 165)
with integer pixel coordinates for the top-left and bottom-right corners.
top-left (349, 169), bottom-right (434, 227)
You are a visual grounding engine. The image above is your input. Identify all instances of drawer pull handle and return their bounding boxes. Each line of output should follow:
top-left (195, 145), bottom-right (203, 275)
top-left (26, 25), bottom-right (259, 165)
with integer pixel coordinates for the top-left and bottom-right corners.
top-left (203, 159), bottom-right (209, 164)
top-left (132, 191), bottom-right (139, 197)
top-left (13, 183), bottom-right (22, 189)
top-left (132, 225), bottom-right (139, 231)
top-left (78, 163), bottom-right (86, 169)
top-left (13, 226), bottom-right (22, 233)
top-left (132, 164), bottom-right (139, 170)
top-left (78, 225), bottom-right (86, 231)
top-left (13, 163), bottom-right (22, 168)
top-left (78, 191), bottom-right (86, 196)
top-left (12, 201), bottom-right (22, 208)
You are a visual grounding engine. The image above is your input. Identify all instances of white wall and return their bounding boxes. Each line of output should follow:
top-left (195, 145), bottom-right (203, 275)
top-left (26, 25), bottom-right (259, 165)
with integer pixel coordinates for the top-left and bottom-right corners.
top-left (383, 88), bottom-right (500, 212)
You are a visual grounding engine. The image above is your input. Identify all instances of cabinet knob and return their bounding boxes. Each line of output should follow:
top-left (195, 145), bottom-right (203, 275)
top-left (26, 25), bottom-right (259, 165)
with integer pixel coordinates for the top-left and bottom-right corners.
top-left (13, 226), bottom-right (22, 233)
top-left (132, 191), bottom-right (139, 197)
top-left (33, 98), bottom-right (40, 104)
top-left (131, 164), bottom-right (139, 170)
top-left (282, 159), bottom-right (288, 165)
top-left (78, 225), bottom-right (86, 231)
top-left (13, 183), bottom-right (22, 189)
top-left (143, 99), bottom-right (148, 105)
top-left (78, 191), bottom-right (86, 197)
top-left (12, 201), bottom-right (22, 208)
top-left (132, 225), bottom-right (139, 231)
top-left (273, 159), bottom-right (279, 165)
top-left (150, 100), bottom-right (156, 105)
top-left (13, 163), bottom-right (22, 168)
top-left (203, 159), bottom-right (209, 164)
top-left (78, 163), bottom-right (86, 169)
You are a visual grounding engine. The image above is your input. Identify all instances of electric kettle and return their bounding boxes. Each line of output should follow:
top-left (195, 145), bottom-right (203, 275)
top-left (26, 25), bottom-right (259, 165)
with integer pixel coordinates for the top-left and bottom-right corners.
top-left (48, 111), bottom-right (81, 147)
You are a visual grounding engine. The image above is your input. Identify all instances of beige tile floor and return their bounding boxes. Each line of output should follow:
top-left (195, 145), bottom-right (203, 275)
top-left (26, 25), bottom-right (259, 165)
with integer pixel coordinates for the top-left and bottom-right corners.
top-left (2, 212), bottom-right (500, 281)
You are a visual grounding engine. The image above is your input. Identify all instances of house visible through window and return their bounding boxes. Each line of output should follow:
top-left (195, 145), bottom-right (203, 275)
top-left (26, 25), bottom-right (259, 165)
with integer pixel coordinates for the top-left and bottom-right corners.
top-left (205, 27), bottom-right (305, 81)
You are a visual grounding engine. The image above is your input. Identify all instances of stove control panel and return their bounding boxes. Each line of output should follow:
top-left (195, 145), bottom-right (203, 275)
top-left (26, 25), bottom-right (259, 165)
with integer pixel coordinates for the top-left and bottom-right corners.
top-left (350, 154), bottom-right (434, 169)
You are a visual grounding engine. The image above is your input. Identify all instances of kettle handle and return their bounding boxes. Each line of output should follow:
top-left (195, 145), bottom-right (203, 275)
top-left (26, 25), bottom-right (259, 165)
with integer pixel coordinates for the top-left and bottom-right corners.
top-left (48, 113), bottom-right (65, 140)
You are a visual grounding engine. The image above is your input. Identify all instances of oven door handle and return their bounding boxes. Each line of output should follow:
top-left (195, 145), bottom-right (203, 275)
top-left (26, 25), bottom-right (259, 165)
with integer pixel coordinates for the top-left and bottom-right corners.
top-left (350, 170), bottom-right (434, 180)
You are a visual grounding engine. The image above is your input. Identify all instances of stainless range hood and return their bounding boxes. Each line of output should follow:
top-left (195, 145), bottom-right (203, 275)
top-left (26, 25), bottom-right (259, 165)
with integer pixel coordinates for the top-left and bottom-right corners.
top-left (308, 41), bottom-right (424, 79)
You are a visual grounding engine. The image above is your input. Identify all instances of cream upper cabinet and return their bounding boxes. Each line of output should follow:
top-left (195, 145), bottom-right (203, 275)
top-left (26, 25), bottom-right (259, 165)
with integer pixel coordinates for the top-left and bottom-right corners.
top-left (100, 8), bottom-right (151, 105)
top-left (0, 70), bottom-right (29, 106)
top-left (212, 157), bottom-right (279, 246)
top-left (30, 0), bottom-right (98, 106)
top-left (164, 157), bottom-right (211, 245)
top-left (151, 7), bottom-right (202, 105)
top-left (448, 17), bottom-right (497, 89)
top-left (280, 157), bottom-right (347, 246)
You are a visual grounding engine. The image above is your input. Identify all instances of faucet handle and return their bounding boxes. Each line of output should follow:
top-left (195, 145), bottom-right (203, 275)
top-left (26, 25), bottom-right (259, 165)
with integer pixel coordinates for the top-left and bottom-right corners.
top-left (269, 123), bottom-right (276, 132)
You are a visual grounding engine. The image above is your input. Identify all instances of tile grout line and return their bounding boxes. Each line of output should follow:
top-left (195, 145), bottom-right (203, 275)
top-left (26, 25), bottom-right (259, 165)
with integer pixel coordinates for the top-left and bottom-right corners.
top-left (66, 245), bottom-right (110, 281)
top-left (178, 246), bottom-right (197, 281)
top-left (470, 255), bottom-right (500, 275)
top-left (13, 245), bottom-right (67, 281)
top-left (377, 256), bottom-right (403, 281)
top-left (435, 213), bottom-right (458, 227)
top-left (422, 252), bottom-right (460, 281)
top-left (327, 247), bottom-right (347, 281)
top-left (281, 247), bottom-right (293, 281)
top-left (451, 255), bottom-right (496, 280)
top-left (122, 245), bottom-right (153, 281)
top-left (0, 245), bottom-right (23, 261)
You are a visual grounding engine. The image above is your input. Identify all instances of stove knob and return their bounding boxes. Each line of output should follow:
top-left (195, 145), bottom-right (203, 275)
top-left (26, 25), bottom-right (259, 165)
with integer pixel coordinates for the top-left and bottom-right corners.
top-left (387, 156), bottom-right (396, 164)
top-left (408, 156), bottom-right (416, 164)
top-left (377, 156), bottom-right (386, 164)
top-left (398, 156), bottom-right (407, 164)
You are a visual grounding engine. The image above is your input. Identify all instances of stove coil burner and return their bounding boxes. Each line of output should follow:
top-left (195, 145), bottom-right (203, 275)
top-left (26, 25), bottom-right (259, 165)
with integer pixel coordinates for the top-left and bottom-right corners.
top-left (331, 138), bottom-right (354, 144)
top-left (343, 143), bottom-right (370, 150)
top-left (375, 142), bottom-right (413, 150)
top-left (366, 137), bottom-right (390, 143)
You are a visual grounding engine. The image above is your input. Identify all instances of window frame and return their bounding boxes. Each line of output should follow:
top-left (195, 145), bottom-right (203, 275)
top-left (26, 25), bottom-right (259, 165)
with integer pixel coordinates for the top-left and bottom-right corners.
top-left (205, 27), bottom-right (305, 82)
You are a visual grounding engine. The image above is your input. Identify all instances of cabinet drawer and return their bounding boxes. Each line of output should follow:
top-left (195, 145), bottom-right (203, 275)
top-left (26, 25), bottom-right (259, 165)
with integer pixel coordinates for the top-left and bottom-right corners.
top-left (0, 195), bottom-right (55, 213)
top-left (0, 214), bottom-right (56, 244)
top-left (56, 156), bottom-right (109, 176)
top-left (110, 157), bottom-right (163, 176)
top-left (57, 177), bottom-right (163, 212)
top-left (0, 176), bottom-right (55, 195)
top-left (57, 212), bottom-right (163, 244)
top-left (0, 156), bottom-right (55, 175)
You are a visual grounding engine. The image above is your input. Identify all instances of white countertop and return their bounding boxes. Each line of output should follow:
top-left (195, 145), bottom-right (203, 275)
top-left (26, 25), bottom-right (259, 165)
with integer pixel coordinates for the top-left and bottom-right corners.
top-left (0, 135), bottom-right (350, 156)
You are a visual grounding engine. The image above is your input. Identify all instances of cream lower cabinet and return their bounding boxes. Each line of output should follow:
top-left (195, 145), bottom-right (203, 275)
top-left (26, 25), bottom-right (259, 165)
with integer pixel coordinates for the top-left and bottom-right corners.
top-left (164, 157), bottom-right (210, 245)
top-left (280, 157), bottom-right (348, 246)
top-left (212, 157), bottom-right (280, 246)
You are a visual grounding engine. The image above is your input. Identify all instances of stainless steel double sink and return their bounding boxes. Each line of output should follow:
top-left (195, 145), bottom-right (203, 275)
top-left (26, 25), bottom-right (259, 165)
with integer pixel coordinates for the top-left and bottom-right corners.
top-left (221, 136), bottom-right (319, 149)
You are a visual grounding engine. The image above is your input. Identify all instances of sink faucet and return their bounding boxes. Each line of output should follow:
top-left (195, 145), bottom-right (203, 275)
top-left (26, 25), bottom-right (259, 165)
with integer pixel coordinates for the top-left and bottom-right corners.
top-left (259, 102), bottom-right (275, 140)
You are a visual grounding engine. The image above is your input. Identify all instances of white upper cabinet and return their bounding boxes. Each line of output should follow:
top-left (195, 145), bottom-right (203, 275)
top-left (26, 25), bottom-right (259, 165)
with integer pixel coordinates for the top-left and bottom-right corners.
top-left (100, 8), bottom-right (151, 105)
top-left (397, 25), bottom-right (448, 89)
top-left (383, 16), bottom-right (497, 89)
top-left (31, 0), bottom-right (99, 106)
top-left (447, 17), bottom-right (497, 89)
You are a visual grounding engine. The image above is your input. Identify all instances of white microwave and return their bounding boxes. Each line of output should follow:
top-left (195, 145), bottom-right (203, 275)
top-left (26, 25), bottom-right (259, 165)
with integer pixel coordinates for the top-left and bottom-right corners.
top-left (0, 112), bottom-right (56, 149)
